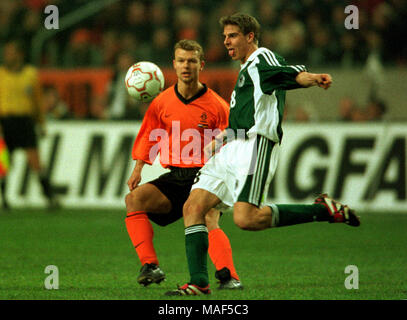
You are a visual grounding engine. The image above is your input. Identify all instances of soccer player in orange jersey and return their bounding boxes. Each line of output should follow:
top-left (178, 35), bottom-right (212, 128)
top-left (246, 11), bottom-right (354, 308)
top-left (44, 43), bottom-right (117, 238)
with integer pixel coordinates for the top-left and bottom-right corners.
top-left (124, 40), bottom-right (242, 290)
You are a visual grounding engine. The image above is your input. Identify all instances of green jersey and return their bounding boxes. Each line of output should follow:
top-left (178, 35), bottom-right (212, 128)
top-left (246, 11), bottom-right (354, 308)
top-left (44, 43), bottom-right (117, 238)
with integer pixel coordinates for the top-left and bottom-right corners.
top-left (228, 47), bottom-right (307, 143)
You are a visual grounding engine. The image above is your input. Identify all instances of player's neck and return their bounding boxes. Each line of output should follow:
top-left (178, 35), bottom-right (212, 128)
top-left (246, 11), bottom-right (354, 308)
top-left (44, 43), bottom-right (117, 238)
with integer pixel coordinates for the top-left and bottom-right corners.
top-left (241, 45), bottom-right (258, 64)
top-left (5, 62), bottom-right (23, 72)
top-left (177, 81), bottom-right (204, 100)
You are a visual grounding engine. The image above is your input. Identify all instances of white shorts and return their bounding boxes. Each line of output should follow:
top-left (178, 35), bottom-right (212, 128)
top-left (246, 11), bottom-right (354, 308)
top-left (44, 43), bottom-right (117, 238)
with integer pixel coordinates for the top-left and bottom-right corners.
top-left (191, 135), bottom-right (280, 209)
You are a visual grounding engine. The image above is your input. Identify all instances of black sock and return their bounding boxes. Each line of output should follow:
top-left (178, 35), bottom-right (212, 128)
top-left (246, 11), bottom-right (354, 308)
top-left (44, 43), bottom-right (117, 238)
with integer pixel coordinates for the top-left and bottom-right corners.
top-left (39, 175), bottom-right (53, 199)
top-left (0, 178), bottom-right (8, 205)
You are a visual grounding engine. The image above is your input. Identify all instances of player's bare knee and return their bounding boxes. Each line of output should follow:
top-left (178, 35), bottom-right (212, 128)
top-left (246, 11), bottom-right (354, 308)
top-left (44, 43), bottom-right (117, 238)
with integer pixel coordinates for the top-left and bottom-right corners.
top-left (205, 210), bottom-right (220, 231)
top-left (124, 192), bottom-right (135, 211)
top-left (125, 190), bottom-right (144, 212)
top-left (183, 200), bottom-right (204, 219)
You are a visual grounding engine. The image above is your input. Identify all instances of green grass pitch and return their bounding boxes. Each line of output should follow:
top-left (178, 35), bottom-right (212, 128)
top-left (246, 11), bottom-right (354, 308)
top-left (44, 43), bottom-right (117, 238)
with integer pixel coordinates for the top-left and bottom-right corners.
top-left (0, 208), bottom-right (406, 300)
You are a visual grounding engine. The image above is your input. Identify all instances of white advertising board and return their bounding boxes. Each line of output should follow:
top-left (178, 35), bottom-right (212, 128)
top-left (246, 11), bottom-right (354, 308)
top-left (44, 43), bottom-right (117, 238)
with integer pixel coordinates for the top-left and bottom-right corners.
top-left (4, 121), bottom-right (406, 212)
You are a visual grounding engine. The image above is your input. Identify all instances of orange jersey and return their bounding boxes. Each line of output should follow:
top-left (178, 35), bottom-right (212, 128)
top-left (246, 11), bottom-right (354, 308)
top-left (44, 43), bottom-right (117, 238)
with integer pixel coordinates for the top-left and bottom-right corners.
top-left (132, 84), bottom-right (229, 168)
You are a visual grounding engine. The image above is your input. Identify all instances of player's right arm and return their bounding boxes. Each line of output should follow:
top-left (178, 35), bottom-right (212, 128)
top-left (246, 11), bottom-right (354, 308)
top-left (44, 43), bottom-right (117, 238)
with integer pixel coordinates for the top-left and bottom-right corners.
top-left (128, 98), bottom-right (162, 190)
top-left (127, 159), bottom-right (146, 191)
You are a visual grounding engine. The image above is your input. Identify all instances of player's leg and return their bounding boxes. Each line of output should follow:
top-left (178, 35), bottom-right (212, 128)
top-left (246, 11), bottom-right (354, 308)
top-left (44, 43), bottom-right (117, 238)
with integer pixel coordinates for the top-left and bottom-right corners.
top-left (233, 135), bottom-right (358, 230)
top-left (205, 209), bottom-right (242, 289)
top-left (165, 188), bottom-right (220, 295)
top-left (233, 184), bottom-right (357, 231)
top-left (166, 143), bottom-right (234, 295)
top-left (25, 147), bottom-right (58, 207)
top-left (233, 201), bottom-right (335, 230)
top-left (0, 176), bottom-right (8, 209)
top-left (124, 183), bottom-right (171, 285)
top-left (232, 135), bottom-right (278, 230)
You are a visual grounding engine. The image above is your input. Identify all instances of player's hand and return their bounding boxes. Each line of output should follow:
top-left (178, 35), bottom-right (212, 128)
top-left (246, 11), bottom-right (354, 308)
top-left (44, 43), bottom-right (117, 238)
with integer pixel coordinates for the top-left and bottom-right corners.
top-left (315, 73), bottom-right (332, 90)
top-left (127, 170), bottom-right (142, 191)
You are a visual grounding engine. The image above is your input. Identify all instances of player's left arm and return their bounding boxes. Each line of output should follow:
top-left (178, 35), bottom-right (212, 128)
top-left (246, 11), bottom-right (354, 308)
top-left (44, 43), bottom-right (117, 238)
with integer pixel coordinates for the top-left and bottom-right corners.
top-left (295, 72), bottom-right (332, 90)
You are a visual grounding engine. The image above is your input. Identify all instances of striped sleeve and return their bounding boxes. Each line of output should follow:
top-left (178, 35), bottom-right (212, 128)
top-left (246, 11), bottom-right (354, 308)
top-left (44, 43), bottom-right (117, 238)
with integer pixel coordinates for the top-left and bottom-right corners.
top-left (256, 49), bottom-right (307, 94)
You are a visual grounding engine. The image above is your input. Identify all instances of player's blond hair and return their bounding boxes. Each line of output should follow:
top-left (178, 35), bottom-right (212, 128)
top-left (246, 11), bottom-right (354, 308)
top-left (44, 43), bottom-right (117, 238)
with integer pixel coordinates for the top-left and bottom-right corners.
top-left (174, 39), bottom-right (205, 62)
top-left (219, 13), bottom-right (260, 45)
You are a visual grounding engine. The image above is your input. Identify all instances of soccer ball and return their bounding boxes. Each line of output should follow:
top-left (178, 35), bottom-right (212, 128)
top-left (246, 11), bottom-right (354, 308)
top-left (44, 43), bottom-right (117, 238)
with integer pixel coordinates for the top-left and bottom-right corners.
top-left (125, 61), bottom-right (165, 102)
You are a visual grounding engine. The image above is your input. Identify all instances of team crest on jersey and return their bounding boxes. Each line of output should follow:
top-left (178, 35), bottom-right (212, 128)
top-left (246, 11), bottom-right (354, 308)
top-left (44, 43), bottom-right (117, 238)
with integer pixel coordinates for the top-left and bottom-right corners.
top-left (198, 112), bottom-right (209, 128)
top-left (238, 74), bottom-right (245, 87)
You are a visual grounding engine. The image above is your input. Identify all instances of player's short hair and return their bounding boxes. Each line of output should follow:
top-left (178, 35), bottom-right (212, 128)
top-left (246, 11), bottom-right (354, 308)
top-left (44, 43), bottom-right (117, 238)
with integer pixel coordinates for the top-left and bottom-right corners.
top-left (219, 13), bottom-right (260, 45)
top-left (174, 39), bottom-right (205, 62)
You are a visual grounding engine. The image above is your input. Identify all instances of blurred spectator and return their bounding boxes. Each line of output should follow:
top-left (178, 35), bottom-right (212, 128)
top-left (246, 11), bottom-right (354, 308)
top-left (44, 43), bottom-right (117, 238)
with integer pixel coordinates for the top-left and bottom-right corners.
top-left (205, 30), bottom-right (229, 64)
top-left (150, 1), bottom-right (171, 30)
top-left (366, 99), bottom-right (387, 121)
top-left (338, 97), bottom-right (359, 122)
top-left (339, 32), bottom-right (365, 68)
top-left (260, 28), bottom-right (274, 50)
top-left (63, 29), bottom-right (101, 68)
top-left (293, 103), bottom-right (318, 122)
top-left (174, 7), bottom-right (202, 42)
top-left (43, 87), bottom-right (71, 120)
top-left (350, 109), bottom-right (368, 122)
top-left (99, 30), bottom-right (120, 68)
top-left (272, 9), bottom-right (306, 63)
top-left (330, 5), bottom-right (346, 38)
top-left (307, 29), bottom-right (335, 67)
top-left (150, 28), bottom-right (173, 66)
top-left (293, 106), bottom-right (311, 122)
top-left (120, 32), bottom-right (150, 62)
top-left (283, 102), bottom-right (318, 122)
top-left (126, 2), bottom-right (150, 44)
top-left (256, 1), bottom-right (278, 29)
top-left (338, 97), bottom-right (371, 122)
top-left (89, 95), bottom-right (108, 120)
top-left (0, 0), bottom-right (21, 44)
top-left (305, 10), bottom-right (323, 36)
top-left (107, 51), bottom-right (144, 120)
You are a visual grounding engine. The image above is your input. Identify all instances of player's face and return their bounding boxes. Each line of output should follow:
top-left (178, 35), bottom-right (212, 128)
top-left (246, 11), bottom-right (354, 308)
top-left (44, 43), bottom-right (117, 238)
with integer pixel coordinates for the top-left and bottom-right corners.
top-left (3, 43), bottom-right (23, 68)
top-left (223, 24), bottom-right (255, 64)
top-left (173, 49), bottom-right (204, 84)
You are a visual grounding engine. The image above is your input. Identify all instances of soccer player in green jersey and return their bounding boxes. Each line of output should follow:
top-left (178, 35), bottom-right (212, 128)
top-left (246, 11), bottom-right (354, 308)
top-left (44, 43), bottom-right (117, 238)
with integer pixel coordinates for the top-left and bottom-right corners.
top-left (166, 13), bottom-right (360, 296)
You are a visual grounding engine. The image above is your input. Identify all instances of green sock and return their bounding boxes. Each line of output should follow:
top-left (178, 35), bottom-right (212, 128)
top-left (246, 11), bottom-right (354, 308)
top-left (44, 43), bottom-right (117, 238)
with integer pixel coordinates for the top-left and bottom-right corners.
top-left (270, 204), bottom-right (331, 227)
top-left (185, 224), bottom-right (209, 288)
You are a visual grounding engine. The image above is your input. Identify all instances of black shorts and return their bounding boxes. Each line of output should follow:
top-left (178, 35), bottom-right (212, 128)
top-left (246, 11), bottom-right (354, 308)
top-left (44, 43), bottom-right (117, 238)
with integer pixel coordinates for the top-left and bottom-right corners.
top-left (0, 116), bottom-right (38, 152)
top-left (147, 167), bottom-right (200, 227)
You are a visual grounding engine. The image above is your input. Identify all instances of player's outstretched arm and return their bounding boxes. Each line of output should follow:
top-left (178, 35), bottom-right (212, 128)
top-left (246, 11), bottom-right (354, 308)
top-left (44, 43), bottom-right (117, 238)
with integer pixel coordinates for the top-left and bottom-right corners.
top-left (127, 160), bottom-right (146, 191)
top-left (295, 72), bottom-right (332, 90)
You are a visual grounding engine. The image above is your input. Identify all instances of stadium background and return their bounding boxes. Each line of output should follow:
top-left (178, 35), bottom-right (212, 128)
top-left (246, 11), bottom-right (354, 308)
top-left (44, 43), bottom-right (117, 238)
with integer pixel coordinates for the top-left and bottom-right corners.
top-left (0, 0), bottom-right (406, 301)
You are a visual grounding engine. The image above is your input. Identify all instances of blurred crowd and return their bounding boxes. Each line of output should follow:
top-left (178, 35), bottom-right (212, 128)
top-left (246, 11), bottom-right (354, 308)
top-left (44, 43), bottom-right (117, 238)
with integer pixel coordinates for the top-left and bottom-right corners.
top-left (0, 0), bottom-right (406, 68)
top-left (0, 0), bottom-right (405, 121)
top-left (284, 96), bottom-right (388, 123)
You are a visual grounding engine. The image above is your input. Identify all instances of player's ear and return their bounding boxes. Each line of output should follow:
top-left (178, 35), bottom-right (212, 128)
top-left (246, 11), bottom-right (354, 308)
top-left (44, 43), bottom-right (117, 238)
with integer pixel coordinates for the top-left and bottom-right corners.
top-left (173, 59), bottom-right (176, 69)
top-left (200, 60), bottom-right (205, 71)
top-left (246, 32), bottom-right (255, 44)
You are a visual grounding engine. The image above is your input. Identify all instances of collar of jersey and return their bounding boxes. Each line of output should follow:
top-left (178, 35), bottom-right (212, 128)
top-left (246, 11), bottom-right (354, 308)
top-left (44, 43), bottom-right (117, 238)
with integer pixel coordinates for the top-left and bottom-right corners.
top-left (174, 83), bottom-right (208, 104)
top-left (240, 47), bottom-right (268, 70)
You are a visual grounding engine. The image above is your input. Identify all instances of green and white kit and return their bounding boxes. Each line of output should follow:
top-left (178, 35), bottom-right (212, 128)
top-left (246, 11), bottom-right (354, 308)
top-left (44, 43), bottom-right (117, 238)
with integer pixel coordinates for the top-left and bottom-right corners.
top-left (192, 47), bottom-right (307, 207)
